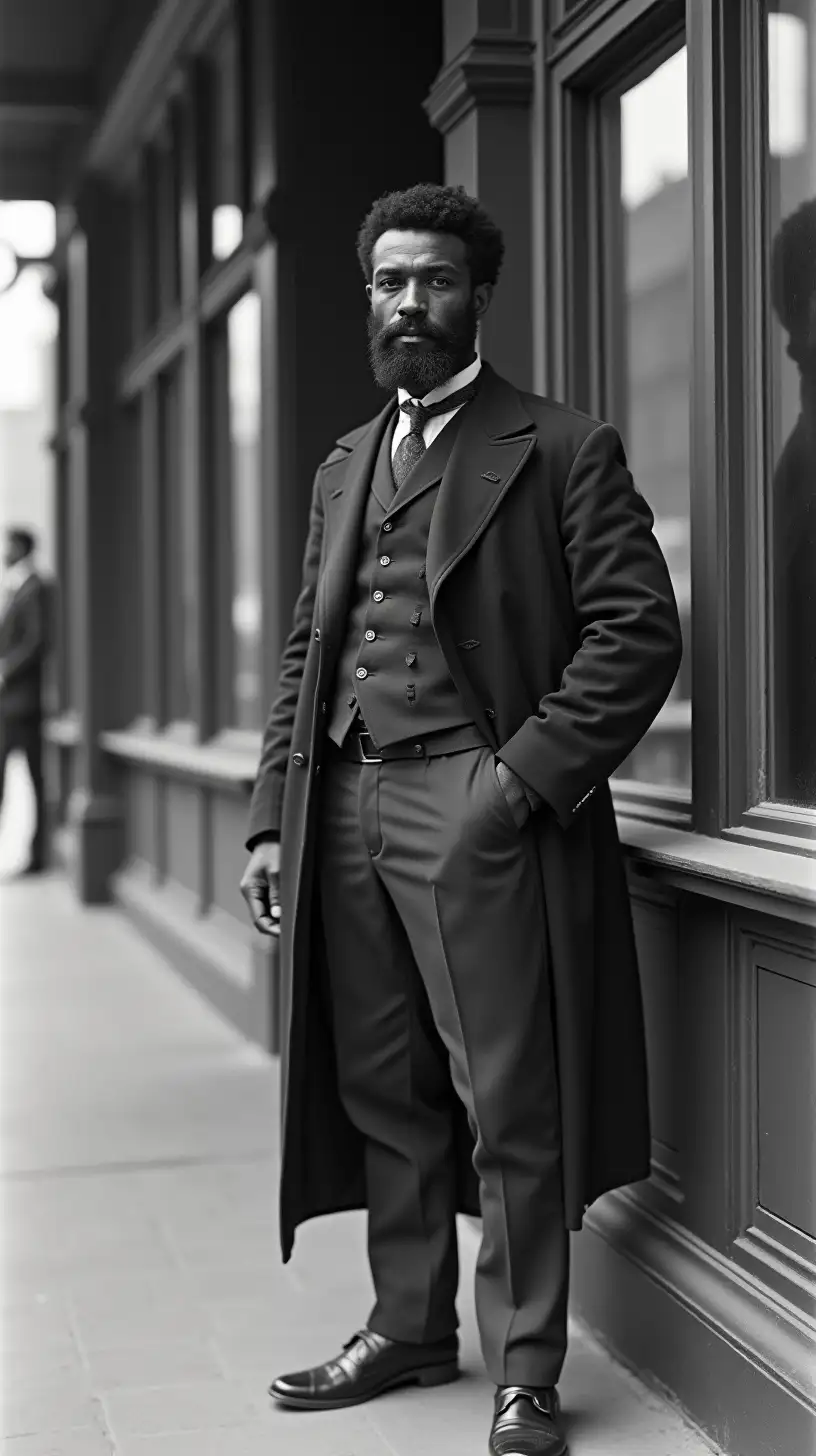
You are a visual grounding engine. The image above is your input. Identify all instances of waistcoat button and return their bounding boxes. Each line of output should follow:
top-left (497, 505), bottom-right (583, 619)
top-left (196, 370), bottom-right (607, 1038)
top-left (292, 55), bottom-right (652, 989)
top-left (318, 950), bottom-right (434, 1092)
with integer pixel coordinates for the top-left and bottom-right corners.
top-left (365, 629), bottom-right (376, 641)
top-left (356, 667), bottom-right (368, 680)
top-left (379, 555), bottom-right (391, 566)
top-left (373, 590), bottom-right (384, 602)
top-left (292, 752), bottom-right (306, 767)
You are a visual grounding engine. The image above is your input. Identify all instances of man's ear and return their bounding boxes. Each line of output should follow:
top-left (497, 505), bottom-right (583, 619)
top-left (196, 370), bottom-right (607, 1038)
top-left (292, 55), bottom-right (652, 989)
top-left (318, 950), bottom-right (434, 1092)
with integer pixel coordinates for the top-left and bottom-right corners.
top-left (473, 283), bottom-right (493, 320)
top-left (365, 283), bottom-right (373, 302)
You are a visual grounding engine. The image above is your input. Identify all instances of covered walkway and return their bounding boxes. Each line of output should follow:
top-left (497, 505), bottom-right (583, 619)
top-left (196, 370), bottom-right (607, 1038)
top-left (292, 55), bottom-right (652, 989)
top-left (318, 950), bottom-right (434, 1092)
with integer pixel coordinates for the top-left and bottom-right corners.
top-left (0, 847), bottom-right (720, 1453)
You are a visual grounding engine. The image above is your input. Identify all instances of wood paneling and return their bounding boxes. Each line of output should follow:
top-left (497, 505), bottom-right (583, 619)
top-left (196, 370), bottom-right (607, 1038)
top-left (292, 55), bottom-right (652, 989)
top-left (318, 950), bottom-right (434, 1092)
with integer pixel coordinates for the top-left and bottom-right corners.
top-left (757, 962), bottom-right (816, 1239)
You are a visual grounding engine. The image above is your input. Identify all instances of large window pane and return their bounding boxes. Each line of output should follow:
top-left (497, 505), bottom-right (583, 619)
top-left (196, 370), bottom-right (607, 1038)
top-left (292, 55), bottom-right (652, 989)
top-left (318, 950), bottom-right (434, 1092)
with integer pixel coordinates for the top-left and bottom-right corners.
top-left (226, 292), bottom-right (262, 729)
top-left (767, 1), bottom-right (816, 808)
top-left (158, 367), bottom-right (192, 722)
top-left (206, 24), bottom-right (244, 265)
top-left (611, 47), bottom-right (692, 791)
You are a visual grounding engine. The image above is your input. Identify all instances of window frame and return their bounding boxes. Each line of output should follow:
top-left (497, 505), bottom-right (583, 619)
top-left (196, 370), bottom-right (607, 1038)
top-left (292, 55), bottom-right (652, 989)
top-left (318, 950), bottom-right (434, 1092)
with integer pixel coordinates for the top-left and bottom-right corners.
top-left (117, 0), bottom-right (271, 753)
top-left (544, 0), bottom-right (815, 860)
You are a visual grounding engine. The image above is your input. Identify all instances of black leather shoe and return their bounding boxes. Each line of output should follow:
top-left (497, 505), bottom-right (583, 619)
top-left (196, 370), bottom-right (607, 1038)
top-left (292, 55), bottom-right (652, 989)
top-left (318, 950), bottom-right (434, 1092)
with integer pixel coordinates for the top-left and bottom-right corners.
top-left (489, 1385), bottom-right (567, 1455)
top-left (269, 1327), bottom-right (460, 1410)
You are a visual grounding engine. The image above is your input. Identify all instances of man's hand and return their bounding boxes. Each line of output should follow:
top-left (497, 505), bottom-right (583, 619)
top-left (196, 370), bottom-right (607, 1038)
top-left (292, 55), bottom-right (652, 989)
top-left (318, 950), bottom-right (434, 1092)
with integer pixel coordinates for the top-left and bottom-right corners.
top-left (495, 759), bottom-right (535, 829)
top-left (240, 839), bottom-right (282, 937)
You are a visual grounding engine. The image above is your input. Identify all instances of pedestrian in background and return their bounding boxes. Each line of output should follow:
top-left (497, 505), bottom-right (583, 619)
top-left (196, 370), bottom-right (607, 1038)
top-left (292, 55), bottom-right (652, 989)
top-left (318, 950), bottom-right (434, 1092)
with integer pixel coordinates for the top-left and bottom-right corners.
top-left (0, 527), bottom-right (51, 876)
top-left (241, 183), bottom-right (683, 1456)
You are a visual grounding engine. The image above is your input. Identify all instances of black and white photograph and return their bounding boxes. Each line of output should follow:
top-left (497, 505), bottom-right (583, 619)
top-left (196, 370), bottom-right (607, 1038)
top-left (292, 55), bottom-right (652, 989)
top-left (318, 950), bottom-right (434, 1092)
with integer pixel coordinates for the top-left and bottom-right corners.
top-left (0, 3), bottom-right (814, 1454)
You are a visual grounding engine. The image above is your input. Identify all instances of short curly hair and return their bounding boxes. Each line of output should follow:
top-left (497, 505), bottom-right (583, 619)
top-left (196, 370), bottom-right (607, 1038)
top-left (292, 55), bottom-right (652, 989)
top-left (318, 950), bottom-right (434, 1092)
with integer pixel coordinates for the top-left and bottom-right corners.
top-left (357, 183), bottom-right (505, 288)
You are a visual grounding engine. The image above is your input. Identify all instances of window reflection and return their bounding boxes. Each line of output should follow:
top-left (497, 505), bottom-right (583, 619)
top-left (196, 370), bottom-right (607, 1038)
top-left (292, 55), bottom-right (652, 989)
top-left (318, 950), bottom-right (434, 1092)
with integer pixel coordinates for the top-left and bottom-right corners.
top-left (768, 2), bottom-right (816, 808)
top-left (226, 292), bottom-right (262, 729)
top-left (612, 47), bottom-right (691, 792)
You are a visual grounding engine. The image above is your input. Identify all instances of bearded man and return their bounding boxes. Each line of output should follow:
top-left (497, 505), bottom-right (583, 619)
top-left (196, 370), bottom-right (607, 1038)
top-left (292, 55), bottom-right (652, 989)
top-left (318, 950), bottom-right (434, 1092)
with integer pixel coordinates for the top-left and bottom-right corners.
top-left (241, 183), bottom-right (682, 1456)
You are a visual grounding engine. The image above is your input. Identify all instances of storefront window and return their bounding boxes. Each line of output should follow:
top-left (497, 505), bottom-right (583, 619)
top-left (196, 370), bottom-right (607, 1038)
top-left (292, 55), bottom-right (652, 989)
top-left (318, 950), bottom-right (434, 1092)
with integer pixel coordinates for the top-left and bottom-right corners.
top-left (611, 46), bottom-right (692, 792)
top-left (226, 292), bottom-right (262, 729)
top-left (206, 24), bottom-right (244, 264)
top-left (767, 1), bottom-right (816, 808)
top-left (159, 366), bottom-right (192, 723)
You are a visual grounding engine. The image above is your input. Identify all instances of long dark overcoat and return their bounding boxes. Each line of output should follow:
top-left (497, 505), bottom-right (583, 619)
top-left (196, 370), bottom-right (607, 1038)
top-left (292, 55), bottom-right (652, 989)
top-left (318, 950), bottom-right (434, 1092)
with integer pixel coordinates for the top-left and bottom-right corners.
top-left (247, 363), bottom-right (683, 1262)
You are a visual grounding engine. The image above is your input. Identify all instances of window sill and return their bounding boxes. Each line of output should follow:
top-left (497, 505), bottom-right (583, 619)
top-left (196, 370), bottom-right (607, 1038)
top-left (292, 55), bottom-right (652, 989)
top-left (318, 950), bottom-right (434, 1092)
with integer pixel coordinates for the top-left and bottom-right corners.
top-left (617, 815), bottom-right (816, 926)
top-left (100, 723), bottom-right (261, 791)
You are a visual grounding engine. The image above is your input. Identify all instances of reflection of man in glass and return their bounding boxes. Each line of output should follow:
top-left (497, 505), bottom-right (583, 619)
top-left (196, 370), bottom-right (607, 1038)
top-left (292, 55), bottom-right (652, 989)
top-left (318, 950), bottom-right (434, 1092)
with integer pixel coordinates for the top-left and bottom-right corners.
top-left (771, 199), bottom-right (816, 805)
top-left (0, 528), bottom-right (51, 875)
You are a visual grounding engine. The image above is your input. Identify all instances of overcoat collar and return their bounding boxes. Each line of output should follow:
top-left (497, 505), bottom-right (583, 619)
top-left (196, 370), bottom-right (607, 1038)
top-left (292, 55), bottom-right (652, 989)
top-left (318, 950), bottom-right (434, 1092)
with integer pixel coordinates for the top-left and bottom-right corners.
top-left (317, 363), bottom-right (536, 638)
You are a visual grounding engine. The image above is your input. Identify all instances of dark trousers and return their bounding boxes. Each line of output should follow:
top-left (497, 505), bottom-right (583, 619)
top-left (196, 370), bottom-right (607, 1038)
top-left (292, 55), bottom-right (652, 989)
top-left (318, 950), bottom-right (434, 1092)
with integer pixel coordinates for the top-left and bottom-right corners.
top-left (0, 714), bottom-right (45, 867)
top-left (317, 743), bottom-right (569, 1386)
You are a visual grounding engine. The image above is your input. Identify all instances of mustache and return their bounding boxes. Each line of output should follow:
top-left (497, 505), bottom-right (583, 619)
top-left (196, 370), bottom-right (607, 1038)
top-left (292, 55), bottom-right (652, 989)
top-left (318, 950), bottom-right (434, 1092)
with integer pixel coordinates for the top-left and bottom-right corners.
top-left (375, 319), bottom-right (448, 347)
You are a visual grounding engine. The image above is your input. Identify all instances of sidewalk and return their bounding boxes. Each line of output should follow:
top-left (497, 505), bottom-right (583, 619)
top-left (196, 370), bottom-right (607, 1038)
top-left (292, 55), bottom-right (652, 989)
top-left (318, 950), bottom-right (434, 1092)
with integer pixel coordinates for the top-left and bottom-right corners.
top-left (0, 865), bottom-right (721, 1455)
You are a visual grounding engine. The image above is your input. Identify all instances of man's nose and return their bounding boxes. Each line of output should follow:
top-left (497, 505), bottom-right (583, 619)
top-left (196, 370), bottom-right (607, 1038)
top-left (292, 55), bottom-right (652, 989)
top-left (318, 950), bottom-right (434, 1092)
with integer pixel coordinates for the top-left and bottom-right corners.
top-left (397, 283), bottom-right (427, 317)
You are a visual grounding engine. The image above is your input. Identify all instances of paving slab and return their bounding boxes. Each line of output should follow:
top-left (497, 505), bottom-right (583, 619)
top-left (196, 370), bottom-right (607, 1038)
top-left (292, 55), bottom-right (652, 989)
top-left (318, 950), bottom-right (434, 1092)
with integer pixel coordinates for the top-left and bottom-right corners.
top-left (0, 874), bottom-right (721, 1454)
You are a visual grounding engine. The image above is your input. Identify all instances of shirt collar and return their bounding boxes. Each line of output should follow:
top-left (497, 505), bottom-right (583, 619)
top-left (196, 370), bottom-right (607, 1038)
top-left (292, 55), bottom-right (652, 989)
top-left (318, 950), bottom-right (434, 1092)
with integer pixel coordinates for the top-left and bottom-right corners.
top-left (398, 353), bottom-right (482, 409)
top-left (3, 560), bottom-right (35, 594)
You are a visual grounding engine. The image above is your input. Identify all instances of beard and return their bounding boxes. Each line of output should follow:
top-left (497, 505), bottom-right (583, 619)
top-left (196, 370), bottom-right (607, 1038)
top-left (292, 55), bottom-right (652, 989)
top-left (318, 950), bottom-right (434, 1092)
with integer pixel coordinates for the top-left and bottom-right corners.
top-left (367, 301), bottom-right (479, 396)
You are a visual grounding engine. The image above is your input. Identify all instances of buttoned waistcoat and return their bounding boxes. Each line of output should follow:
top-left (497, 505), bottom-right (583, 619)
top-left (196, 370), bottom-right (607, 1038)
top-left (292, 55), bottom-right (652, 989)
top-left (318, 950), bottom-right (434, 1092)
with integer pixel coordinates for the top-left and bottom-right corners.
top-left (327, 407), bottom-right (473, 748)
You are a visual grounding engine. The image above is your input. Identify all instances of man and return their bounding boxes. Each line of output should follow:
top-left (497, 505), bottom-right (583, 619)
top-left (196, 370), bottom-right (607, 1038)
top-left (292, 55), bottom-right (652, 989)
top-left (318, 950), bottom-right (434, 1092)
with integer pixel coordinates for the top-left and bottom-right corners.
top-left (241, 184), bottom-right (682, 1456)
top-left (0, 527), bottom-right (51, 876)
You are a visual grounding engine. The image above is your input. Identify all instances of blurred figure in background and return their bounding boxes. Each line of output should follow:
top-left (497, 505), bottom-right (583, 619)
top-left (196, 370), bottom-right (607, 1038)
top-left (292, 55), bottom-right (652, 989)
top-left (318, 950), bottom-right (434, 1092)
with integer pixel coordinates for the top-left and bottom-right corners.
top-left (0, 527), bottom-right (52, 876)
top-left (770, 197), bottom-right (816, 807)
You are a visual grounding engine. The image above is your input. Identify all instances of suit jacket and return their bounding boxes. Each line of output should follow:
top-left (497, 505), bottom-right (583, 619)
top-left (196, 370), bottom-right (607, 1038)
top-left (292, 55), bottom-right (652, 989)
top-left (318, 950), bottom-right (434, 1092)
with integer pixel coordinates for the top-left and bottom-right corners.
top-left (0, 572), bottom-right (52, 721)
top-left (247, 362), bottom-right (683, 1257)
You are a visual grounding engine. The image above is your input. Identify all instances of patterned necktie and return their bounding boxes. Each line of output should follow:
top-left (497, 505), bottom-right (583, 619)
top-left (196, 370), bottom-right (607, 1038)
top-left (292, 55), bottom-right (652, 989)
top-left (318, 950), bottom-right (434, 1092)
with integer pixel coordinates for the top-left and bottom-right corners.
top-left (391, 379), bottom-right (479, 491)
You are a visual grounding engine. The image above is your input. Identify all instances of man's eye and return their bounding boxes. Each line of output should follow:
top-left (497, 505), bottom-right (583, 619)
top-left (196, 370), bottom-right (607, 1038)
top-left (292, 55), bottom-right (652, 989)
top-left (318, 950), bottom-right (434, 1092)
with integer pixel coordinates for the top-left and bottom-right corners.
top-left (379, 278), bottom-right (401, 289)
top-left (431, 277), bottom-right (451, 287)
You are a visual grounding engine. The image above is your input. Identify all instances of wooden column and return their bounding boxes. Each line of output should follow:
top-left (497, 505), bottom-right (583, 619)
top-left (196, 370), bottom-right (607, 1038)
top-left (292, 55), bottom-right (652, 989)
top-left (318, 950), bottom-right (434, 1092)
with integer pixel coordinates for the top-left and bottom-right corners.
top-left (426, 0), bottom-right (535, 390)
top-left (64, 182), bottom-right (131, 902)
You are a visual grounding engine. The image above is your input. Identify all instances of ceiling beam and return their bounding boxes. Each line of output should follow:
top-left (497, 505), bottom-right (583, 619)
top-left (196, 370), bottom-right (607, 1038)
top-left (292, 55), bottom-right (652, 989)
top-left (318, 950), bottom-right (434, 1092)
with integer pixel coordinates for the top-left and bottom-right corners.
top-left (0, 71), bottom-right (95, 124)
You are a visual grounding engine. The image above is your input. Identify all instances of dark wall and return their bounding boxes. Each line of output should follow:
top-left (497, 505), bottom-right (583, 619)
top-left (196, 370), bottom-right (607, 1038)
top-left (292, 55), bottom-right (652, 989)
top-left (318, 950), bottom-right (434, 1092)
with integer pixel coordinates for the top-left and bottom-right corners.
top-left (273, 1), bottom-right (444, 513)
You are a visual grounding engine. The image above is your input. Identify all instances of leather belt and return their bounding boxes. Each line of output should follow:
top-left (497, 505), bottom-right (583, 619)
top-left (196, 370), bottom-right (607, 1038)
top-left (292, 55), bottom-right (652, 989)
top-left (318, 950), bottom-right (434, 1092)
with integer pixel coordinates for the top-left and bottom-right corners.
top-left (335, 720), bottom-right (488, 765)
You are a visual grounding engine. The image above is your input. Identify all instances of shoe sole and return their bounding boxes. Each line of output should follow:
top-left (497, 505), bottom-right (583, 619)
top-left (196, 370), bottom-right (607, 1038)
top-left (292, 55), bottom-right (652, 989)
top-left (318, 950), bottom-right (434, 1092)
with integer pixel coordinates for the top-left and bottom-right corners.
top-left (270, 1359), bottom-right (460, 1410)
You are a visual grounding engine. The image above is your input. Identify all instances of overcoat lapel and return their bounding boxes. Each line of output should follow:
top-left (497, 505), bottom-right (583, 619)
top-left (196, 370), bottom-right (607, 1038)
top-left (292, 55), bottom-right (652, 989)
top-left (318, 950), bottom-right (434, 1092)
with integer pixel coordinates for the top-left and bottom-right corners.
top-left (316, 401), bottom-right (395, 645)
top-left (426, 364), bottom-right (536, 607)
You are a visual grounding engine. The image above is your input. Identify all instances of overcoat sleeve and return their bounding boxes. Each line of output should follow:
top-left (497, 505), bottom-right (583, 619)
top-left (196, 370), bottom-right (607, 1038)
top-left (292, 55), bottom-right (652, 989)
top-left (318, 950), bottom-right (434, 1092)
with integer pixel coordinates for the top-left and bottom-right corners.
top-left (497, 423), bottom-right (683, 829)
top-left (245, 467), bottom-right (326, 847)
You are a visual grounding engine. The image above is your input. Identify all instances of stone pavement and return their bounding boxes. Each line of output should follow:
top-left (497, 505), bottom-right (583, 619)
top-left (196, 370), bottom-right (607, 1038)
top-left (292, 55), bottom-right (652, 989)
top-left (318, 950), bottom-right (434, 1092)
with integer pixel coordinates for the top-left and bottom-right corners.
top-left (0, 855), bottom-right (722, 1454)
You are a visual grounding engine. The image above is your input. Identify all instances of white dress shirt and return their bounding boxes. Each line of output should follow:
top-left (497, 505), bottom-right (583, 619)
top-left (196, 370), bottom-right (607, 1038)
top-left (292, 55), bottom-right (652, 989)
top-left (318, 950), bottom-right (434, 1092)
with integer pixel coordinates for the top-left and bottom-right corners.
top-left (391, 355), bottom-right (482, 460)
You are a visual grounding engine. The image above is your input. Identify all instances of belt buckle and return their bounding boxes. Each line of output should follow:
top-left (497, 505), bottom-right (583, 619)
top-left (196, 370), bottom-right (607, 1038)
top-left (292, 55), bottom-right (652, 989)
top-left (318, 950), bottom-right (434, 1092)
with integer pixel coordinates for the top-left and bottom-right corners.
top-left (358, 731), bottom-right (382, 764)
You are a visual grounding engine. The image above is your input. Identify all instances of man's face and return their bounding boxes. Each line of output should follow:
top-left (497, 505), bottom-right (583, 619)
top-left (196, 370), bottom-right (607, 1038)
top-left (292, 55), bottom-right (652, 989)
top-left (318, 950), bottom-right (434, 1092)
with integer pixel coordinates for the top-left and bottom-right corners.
top-left (3, 536), bottom-right (28, 570)
top-left (366, 229), bottom-right (492, 395)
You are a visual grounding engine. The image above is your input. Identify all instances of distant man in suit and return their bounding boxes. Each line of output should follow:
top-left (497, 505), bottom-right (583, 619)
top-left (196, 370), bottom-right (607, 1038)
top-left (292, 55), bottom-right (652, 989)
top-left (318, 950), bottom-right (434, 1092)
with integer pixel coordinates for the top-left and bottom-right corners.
top-left (241, 184), bottom-right (682, 1455)
top-left (0, 527), bottom-right (51, 875)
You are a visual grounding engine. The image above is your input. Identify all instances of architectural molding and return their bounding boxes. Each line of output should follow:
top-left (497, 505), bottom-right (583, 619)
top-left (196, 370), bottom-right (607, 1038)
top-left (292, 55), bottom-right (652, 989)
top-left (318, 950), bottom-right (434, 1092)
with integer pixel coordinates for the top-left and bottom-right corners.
top-left (572, 1190), bottom-right (816, 1455)
top-left (424, 37), bottom-right (535, 135)
top-left (87, 0), bottom-right (215, 175)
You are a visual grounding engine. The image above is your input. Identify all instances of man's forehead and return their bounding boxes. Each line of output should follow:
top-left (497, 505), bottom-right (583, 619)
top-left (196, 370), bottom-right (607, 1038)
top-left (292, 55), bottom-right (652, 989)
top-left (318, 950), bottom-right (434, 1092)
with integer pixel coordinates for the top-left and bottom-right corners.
top-left (372, 229), bottom-right (468, 271)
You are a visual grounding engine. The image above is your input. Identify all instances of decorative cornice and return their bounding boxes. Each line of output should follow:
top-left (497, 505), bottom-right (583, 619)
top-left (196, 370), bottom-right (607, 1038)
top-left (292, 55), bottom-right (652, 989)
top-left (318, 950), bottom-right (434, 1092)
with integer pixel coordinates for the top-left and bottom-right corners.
top-left (423, 38), bottom-right (535, 135)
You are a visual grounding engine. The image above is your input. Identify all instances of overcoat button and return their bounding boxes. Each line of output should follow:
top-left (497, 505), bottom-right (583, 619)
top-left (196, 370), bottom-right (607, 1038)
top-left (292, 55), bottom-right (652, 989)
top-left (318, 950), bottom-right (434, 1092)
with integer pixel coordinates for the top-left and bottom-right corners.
top-left (382, 521), bottom-right (393, 532)
top-left (314, 628), bottom-right (321, 642)
top-left (292, 752), bottom-right (306, 767)
top-left (485, 708), bottom-right (496, 720)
